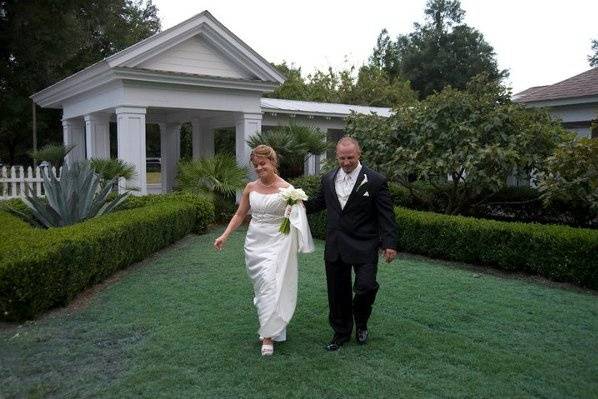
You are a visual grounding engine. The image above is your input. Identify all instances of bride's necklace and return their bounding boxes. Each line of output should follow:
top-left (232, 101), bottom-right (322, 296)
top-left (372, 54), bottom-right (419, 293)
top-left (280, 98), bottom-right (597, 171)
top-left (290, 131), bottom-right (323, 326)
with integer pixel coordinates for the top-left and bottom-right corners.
top-left (259, 178), bottom-right (276, 188)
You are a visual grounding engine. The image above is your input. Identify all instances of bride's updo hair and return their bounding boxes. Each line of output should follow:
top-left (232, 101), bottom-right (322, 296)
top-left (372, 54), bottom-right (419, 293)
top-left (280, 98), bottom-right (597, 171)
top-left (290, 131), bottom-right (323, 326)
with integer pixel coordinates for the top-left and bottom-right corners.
top-left (250, 145), bottom-right (279, 173)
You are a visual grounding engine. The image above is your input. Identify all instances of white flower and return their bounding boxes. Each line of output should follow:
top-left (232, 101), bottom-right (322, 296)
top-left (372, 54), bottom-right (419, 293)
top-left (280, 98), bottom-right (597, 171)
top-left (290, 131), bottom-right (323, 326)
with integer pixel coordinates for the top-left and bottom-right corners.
top-left (358, 173), bottom-right (368, 188)
top-left (279, 187), bottom-right (308, 202)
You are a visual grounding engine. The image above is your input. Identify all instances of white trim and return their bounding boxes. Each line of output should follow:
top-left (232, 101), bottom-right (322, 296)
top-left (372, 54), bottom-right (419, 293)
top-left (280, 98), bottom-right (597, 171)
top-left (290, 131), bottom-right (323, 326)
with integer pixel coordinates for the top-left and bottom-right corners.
top-left (519, 95), bottom-right (598, 108)
top-left (113, 67), bottom-right (279, 92)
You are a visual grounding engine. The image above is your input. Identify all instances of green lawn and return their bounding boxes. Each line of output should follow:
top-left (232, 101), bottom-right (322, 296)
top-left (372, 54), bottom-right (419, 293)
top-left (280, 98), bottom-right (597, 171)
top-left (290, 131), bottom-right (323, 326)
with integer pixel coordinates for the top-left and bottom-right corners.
top-left (1, 227), bottom-right (597, 398)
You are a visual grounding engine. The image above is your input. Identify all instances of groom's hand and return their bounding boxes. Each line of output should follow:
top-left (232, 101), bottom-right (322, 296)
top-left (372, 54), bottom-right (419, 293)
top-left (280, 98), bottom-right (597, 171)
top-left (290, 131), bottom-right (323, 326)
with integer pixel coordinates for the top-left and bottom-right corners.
top-left (382, 248), bottom-right (397, 263)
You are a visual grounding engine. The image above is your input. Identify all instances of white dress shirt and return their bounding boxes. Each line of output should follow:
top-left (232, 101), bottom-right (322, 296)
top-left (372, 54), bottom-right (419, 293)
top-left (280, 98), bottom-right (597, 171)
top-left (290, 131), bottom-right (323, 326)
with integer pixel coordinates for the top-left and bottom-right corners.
top-left (335, 162), bottom-right (362, 209)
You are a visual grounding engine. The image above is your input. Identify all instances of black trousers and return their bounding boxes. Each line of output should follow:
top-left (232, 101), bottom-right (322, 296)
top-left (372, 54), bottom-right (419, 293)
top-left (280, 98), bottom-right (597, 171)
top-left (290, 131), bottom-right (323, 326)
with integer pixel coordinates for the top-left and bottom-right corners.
top-left (325, 258), bottom-right (379, 338)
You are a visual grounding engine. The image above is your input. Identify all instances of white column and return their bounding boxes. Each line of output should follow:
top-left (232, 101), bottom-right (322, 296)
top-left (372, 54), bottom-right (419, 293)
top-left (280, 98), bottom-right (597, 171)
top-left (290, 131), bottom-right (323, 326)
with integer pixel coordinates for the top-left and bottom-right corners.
top-left (159, 122), bottom-right (180, 193)
top-left (235, 112), bottom-right (262, 175)
top-left (84, 113), bottom-right (110, 160)
top-left (62, 118), bottom-right (85, 165)
top-left (191, 119), bottom-right (215, 160)
top-left (304, 155), bottom-right (316, 176)
top-left (116, 107), bottom-right (147, 195)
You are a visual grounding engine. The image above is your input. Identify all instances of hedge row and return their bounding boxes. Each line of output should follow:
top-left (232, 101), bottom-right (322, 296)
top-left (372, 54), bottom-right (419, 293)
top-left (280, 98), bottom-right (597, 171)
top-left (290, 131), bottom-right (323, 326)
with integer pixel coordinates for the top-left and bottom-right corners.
top-left (395, 207), bottom-right (598, 289)
top-left (0, 194), bottom-right (215, 322)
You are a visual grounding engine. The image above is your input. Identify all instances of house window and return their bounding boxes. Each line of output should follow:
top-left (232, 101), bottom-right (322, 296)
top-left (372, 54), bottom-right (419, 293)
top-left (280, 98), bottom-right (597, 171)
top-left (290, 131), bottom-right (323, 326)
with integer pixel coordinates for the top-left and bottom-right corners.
top-left (327, 129), bottom-right (344, 159)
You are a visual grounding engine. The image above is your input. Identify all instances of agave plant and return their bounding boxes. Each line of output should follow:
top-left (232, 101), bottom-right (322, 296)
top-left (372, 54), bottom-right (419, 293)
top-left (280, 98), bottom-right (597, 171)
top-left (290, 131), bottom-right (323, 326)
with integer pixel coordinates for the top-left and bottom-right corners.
top-left (22, 160), bottom-right (129, 228)
top-left (29, 143), bottom-right (75, 168)
top-left (176, 154), bottom-right (247, 197)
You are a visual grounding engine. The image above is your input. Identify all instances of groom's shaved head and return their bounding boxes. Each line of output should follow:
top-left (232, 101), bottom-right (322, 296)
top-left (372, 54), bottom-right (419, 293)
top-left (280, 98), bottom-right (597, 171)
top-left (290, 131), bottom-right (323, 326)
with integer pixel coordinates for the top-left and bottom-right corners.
top-left (336, 136), bottom-right (361, 154)
top-left (336, 136), bottom-right (361, 173)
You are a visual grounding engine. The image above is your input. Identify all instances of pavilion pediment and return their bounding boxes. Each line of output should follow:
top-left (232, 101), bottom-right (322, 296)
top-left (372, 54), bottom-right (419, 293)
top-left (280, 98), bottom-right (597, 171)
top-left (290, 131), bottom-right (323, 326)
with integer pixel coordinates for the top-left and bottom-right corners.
top-left (135, 34), bottom-right (254, 80)
top-left (32, 11), bottom-right (284, 108)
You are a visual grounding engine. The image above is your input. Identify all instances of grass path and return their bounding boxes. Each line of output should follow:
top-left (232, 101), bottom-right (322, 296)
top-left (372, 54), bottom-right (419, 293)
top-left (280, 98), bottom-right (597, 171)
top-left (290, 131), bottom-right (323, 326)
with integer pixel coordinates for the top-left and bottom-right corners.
top-left (1, 227), bottom-right (597, 398)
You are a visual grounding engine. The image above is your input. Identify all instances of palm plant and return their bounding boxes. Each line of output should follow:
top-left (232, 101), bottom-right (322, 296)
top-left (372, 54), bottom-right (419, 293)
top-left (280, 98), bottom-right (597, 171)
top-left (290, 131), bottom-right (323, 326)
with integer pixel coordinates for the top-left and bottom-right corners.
top-left (176, 154), bottom-right (247, 222)
top-left (89, 158), bottom-right (137, 190)
top-left (176, 154), bottom-right (247, 197)
top-left (29, 143), bottom-right (75, 167)
top-left (247, 123), bottom-right (327, 178)
top-left (21, 160), bottom-right (129, 228)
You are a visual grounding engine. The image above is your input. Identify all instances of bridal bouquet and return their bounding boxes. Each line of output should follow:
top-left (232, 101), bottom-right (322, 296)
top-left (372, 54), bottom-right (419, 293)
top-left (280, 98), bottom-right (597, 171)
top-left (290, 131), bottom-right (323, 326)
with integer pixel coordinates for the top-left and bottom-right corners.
top-left (279, 186), bottom-right (308, 234)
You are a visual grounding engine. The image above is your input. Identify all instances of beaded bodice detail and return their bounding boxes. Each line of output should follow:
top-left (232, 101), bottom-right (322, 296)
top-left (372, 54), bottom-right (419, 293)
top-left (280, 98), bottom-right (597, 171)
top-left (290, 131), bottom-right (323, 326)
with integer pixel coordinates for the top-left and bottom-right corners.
top-left (249, 192), bottom-right (287, 224)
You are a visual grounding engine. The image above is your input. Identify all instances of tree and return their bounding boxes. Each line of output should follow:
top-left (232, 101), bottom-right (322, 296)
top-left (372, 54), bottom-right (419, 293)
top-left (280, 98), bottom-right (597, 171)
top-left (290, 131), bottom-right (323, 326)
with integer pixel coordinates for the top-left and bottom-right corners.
top-left (369, 29), bottom-right (400, 79)
top-left (589, 39), bottom-right (598, 67)
top-left (268, 61), bottom-right (416, 108)
top-left (347, 75), bottom-right (568, 214)
top-left (373, 0), bottom-right (507, 99)
top-left (0, 0), bottom-right (160, 165)
top-left (351, 66), bottom-right (417, 107)
top-left (265, 62), bottom-right (309, 100)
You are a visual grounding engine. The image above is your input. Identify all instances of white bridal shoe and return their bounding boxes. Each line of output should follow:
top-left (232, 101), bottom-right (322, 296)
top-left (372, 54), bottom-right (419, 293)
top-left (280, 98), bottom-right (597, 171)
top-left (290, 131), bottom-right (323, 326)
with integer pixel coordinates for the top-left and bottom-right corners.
top-left (261, 343), bottom-right (274, 356)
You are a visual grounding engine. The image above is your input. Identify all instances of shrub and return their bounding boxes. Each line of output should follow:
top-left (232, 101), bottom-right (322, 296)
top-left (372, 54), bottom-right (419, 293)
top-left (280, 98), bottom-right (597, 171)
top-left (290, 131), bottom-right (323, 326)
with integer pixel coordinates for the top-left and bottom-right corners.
top-left (394, 207), bottom-right (598, 288)
top-left (537, 137), bottom-right (598, 226)
top-left (0, 194), bottom-right (215, 321)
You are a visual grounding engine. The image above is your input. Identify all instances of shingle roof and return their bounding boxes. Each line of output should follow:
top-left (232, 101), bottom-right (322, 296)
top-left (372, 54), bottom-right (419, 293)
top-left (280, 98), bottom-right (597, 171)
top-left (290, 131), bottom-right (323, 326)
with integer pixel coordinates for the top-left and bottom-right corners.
top-left (514, 68), bottom-right (598, 103)
top-left (511, 85), bottom-right (548, 101)
top-left (260, 98), bottom-right (393, 118)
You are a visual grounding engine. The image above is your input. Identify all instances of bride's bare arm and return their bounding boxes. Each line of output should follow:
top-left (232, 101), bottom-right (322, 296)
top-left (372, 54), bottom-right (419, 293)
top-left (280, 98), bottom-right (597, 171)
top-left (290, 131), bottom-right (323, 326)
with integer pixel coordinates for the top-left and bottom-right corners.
top-left (214, 184), bottom-right (251, 251)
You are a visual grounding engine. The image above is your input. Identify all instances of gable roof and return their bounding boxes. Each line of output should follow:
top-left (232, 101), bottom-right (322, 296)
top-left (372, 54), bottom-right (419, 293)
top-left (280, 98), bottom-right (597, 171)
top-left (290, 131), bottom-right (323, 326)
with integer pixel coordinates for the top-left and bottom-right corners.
top-left (261, 98), bottom-right (393, 118)
top-left (514, 68), bottom-right (598, 103)
top-left (32, 11), bottom-right (285, 108)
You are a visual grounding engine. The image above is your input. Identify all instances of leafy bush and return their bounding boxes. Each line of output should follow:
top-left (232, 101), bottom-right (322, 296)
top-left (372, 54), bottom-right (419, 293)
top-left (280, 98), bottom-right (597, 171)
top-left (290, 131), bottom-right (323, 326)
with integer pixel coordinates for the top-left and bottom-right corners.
top-left (537, 137), bottom-right (598, 226)
top-left (348, 75), bottom-right (570, 214)
top-left (0, 193), bottom-right (215, 321)
top-left (394, 207), bottom-right (598, 288)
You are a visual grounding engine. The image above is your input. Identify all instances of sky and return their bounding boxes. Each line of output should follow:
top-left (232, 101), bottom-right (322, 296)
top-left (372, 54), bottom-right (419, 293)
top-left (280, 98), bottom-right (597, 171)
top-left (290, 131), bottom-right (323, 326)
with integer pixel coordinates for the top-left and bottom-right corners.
top-left (152, 0), bottom-right (598, 94)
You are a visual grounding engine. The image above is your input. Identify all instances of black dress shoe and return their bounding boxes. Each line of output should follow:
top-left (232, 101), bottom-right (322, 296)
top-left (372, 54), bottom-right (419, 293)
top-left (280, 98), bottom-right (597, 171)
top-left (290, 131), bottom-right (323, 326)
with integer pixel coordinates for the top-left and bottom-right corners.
top-left (325, 335), bottom-right (350, 351)
top-left (356, 329), bottom-right (368, 345)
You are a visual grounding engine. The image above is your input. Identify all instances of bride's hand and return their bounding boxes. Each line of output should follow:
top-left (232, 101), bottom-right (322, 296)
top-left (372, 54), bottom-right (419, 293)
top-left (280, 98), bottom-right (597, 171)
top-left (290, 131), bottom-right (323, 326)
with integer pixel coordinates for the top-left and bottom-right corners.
top-left (214, 235), bottom-right (227, 251)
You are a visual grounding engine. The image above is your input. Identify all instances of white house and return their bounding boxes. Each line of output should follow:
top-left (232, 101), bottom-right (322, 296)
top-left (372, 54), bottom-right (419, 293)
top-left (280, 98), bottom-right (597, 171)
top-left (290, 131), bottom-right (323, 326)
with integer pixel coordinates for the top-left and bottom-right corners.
top-left (31, 11), bottom-right (391, 195)
top-left (513, 67), bottom-right (598, 138)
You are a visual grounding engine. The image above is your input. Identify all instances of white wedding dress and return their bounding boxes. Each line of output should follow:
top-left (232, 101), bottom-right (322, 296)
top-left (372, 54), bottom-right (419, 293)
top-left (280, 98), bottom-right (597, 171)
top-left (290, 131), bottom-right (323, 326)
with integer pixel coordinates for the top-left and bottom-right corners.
top-left (244, 190), bottom-right (314, 341)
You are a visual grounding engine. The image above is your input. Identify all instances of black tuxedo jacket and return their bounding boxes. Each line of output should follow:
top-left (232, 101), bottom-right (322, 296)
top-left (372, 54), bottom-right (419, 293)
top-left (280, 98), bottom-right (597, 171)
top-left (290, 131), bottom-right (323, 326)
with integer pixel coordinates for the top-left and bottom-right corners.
top-left (305, 166), bottom-right (398, 264)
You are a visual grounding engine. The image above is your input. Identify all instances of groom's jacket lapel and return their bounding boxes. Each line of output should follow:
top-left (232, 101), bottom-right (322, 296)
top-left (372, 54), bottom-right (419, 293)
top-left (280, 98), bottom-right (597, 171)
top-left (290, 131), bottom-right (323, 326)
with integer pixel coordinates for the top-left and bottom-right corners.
top-left (342, 166), bottom-right (367, 213)
top-left (328, 168), bottom-right (342, 213)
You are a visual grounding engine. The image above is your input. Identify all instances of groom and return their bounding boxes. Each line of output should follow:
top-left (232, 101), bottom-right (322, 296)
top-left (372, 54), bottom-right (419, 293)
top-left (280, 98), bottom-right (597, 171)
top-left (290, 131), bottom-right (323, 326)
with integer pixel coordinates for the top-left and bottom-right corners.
top-left (305, 136), bottom-right (398, 351)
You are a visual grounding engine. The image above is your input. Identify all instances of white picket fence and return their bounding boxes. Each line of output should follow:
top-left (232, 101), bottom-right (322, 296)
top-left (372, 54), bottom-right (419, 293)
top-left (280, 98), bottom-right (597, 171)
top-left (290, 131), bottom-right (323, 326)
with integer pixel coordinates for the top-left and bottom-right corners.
top-left (0, 165), bottom-right (61, 199)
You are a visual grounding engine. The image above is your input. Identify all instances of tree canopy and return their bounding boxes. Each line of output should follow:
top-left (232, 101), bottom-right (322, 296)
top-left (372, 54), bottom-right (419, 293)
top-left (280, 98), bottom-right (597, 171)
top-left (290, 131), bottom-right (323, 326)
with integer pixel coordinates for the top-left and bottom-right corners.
top-left (371, 0), bottom-right (507, 99)
top-left (589, 39), bottom-right (598, 67)
top-left (266, 62), bottom-right (417, 108)
top-left (0, 0), bottom-right (160, 165)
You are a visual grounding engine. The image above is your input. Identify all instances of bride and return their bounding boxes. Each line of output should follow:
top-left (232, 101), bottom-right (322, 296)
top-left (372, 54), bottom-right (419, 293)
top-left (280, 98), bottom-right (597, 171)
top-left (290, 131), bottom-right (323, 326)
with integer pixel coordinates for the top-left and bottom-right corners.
top-left (213, 145), bottom-right (313, 356)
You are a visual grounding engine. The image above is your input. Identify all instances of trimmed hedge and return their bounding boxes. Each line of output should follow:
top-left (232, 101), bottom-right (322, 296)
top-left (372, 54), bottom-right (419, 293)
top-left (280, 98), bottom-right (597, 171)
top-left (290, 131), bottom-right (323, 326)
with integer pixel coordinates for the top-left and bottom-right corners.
top-left (395, 207), bottom-right (598, 289)
top-left (0, 194), bottom-right (215, 321)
